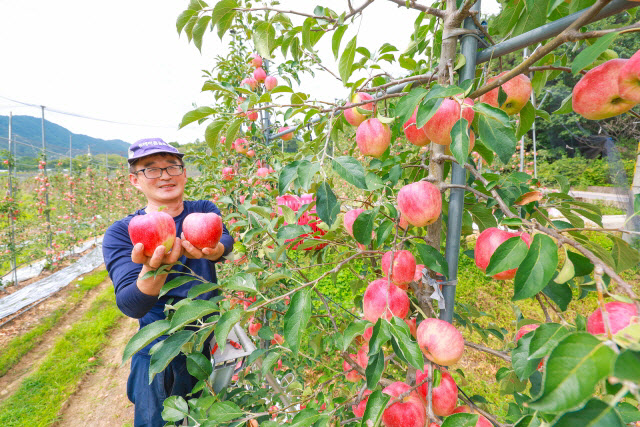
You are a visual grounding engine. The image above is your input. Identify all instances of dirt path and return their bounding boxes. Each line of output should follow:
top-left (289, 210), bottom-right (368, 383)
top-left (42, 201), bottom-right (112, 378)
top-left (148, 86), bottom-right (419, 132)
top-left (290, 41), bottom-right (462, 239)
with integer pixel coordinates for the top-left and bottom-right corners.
top-left (54, 315), bottom-right (137, 427)
top-left (0, 269), bottom-right (111, 401)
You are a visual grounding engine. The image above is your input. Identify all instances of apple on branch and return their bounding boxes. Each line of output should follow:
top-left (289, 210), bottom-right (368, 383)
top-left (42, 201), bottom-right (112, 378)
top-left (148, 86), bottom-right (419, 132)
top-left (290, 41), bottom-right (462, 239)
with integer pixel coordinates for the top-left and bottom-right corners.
top-left (397, 181), bottom-right (442, 227)
top-left (424, 97), bottom-right (474, 145)
top-left (417, 317), bottom-right (464, 366)
top-left (363, 278), bottom-right (410, 323)
top-left (416, 368), bottom-right (459, 416)
top-left (587, 301), bottom-right (638, 335)
top-left (479, 72), bottom-right (532, 115)
top-left (381, 382), bottom-right (427, 427)
top-left (356, 118), bottom-right (391, 158)
top-left (474, 227), bottom-right (532, 280)
top-left (344, 92), bottom-right (374, 126)
top-left (381, 250), bottom-right (416, 290)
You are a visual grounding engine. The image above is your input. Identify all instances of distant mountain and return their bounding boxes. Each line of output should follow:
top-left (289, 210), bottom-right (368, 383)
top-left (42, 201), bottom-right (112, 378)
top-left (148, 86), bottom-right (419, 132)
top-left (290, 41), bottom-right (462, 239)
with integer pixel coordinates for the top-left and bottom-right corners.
top-left (0, 115), bottom-right (130, 158)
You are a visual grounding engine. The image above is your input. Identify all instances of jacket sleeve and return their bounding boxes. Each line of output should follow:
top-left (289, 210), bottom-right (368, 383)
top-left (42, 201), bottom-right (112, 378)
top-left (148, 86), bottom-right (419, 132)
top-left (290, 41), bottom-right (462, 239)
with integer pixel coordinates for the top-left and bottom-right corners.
top-left (202, 200), bottom-right (234, 258)
top-left (102, 220), bottom-right (159, 319)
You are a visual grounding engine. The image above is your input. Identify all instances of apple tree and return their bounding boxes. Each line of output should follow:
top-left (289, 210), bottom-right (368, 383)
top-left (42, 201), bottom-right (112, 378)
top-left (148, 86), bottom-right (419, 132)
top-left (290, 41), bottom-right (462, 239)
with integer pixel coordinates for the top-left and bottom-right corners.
top-left (124, 1), bottom-right (640, 426)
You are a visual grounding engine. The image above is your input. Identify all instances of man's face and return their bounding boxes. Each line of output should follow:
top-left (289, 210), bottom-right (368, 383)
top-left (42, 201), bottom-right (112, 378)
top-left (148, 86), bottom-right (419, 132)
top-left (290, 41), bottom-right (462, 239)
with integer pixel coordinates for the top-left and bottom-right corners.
top-left (128, 154), bottom-right (187, 205)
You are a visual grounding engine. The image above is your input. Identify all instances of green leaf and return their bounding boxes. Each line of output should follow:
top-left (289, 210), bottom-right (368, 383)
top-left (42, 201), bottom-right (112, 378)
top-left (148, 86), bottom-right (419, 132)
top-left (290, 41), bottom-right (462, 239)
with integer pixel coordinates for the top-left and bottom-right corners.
top-left (554, 398), bottom-right (625, 427)
top-left (413, 243), bottom-right (448, 277)
top-left (192, 15), bottom-right (211, 52)
top-left (389, 317), bottom-right (424, 370)
top-left (365, 350), bottom-right (385, 389)
top-left (186, 352), bottom-right (213, 381)
top-left (215, 309), bottom-right (243, 351)
top-left (360, 390), bottom-right (389, 427)
top-left (513, 234), bottom-right (559, 301)
top-left (177, 9), bottom-right (198, 35)
top-left (149, 330), bottom-right (194, 382)
top-left (395, 87), bottom-right (427, 126)
top-left (162, 396), bottom-right (189, 422)
top-left (261, 350), bottom-right (280, 376)
top-left (610, 235), bottom-right (640, 273)
top-left (450, 118), bottom-right (470, 167)
top-left (296, 160), bottom-right (321, 191)
top-left (528, 332), bottom-right (616, 412)
top-left (353, 208), bottom-right (377, 246)
top-left (279, 161), bottom-right (300, 195)
top-left (613, 350), bottom-right (640, 382)
top-left (315, 182), bottom-right (340, 227)
top-left (207, 401), bottom-right (244, 423)
top-left (339, 36), bottom-right (357, 84)
top-left (122, 319), bottom-right (170, 363)
top-left (332, 156), bottom-right (368, 189)
top-left (514, 414), bottom-right (542, 427)
top-left (511, 333), bottom-right (542, 381)
top-left (368, 319), bottom-right (390, 356)
top-left (415, 97), bottom-right (443, 129)
top-left (204, 119), bottom-right (226, 149)
top-left (553, 93), bottom-right (573, 115)
top-left (486, 236), bottom-right (528, 277)
top-left (169, 299), bottom-right (219, 333)
top-left (572, 33), bottom-right (619, 75)
top-left (542, 281), bottom-right (572, 312)
top-left (179, 107), bottom-right (214, 129)
top-left (225, 117), bottom-right (243, 148)
top-left (618, 402), bottom-right (640, 424)
top-left (284, 289), bottom-right (312, 357)
top-left (332, 25), bottom-right (348, 59)
top-left (253, 21), bottom-right (277, 59)
top-left (441, 413), bottom-right (479, 427)
top-left (277, 224), bottom-right (309, 242)
top-left (528, 323), bottom-right (571, 359)
top-left (475, 103), bottom-right (517, 164)
top-left (516, 101), bottom-right (535, 139)
top-left (211, 0), bottom-right (237, 27)
top-left (341, 319), bottom-right (370, 352)
top-left (160, 275), bottom-right (198, 298)
top-left (224, 273), bottom-right (258, 293)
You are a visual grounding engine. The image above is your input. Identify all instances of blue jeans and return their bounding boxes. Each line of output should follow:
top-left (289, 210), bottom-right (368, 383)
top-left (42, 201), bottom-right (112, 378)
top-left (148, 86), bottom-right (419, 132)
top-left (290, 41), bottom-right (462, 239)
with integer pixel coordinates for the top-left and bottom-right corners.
top-left (127, 353), bottom-right (199, 427)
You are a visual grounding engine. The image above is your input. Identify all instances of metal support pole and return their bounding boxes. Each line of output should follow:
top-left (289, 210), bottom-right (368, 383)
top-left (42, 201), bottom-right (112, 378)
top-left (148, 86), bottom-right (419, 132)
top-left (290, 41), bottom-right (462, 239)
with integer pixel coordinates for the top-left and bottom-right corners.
top-left (69, 135), bottom-right (72, 175)
top-left (262, 59), bottom-right (272, 145)
top-left (441, 1), bottom-right (481, 324)
top-left (8, 113), bottom-right (18, 287)
top-left (41, 106), bottom-right (52, 248)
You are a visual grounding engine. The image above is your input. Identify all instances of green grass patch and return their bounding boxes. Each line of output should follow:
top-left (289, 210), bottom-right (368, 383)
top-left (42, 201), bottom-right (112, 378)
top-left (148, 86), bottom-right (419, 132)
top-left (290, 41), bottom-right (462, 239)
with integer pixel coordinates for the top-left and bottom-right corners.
top-left (0, 274), bottom-right (121, 427)
top-left (0, 269), bottom-right (109, 377)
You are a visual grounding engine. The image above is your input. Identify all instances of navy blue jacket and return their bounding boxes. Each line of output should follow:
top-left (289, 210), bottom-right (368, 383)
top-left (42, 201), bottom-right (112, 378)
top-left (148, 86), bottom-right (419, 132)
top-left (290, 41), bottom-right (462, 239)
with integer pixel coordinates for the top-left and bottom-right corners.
top-left (102, 200), bottom-right (234, 354)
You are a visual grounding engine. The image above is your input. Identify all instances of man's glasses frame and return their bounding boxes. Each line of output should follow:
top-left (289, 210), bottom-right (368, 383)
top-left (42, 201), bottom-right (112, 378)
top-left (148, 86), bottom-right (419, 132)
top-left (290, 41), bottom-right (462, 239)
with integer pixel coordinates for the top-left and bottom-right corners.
top-left (133, 165), bottom-right (184, 179)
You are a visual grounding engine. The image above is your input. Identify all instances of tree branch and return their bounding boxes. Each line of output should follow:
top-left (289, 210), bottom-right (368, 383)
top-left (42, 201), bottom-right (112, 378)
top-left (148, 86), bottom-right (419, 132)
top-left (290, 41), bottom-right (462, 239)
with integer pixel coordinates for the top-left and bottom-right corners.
top-left (385, 0), bottom-right (446, 19)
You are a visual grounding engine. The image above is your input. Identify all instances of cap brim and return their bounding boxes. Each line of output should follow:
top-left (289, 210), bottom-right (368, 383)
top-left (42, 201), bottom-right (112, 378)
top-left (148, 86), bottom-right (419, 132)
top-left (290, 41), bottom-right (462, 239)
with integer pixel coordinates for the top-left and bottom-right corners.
top-left (127, 149), bottom-right (185, 164)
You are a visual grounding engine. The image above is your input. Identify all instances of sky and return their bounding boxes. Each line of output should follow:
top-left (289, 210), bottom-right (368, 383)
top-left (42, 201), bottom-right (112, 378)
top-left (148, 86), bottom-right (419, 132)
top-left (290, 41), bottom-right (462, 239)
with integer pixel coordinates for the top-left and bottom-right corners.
top-left (0, 0), bottom-right (500, 148)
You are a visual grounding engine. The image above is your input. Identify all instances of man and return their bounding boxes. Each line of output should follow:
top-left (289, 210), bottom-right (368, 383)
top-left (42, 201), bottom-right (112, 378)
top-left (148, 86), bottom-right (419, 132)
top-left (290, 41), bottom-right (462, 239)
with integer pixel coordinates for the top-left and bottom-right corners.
top-left (102, 138), bottom-right (234, 426)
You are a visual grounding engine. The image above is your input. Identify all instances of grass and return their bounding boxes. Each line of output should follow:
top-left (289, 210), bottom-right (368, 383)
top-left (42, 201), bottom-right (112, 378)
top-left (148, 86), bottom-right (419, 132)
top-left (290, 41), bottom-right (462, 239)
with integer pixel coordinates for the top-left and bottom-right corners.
top-left (0, 269), bottom-right (109, 377)
top-left (0, 273), bottom-right (121, 427)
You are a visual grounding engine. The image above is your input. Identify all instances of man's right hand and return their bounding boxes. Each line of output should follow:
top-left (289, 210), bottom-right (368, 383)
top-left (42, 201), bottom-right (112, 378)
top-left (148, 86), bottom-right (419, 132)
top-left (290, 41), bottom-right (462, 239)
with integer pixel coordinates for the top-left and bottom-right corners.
top-left (133, 237), bottom-right (183, 296)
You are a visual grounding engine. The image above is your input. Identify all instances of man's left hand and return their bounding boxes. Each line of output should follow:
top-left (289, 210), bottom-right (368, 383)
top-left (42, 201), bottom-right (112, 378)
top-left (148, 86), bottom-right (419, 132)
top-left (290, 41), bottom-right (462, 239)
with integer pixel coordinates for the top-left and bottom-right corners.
top-left (181, 233), bottom-right (225, 261)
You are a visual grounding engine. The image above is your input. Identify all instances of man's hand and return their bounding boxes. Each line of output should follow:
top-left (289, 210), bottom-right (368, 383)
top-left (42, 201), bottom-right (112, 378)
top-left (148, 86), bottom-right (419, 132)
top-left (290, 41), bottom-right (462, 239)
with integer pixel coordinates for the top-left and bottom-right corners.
top-left (181, 233), bottom-right (225, 261)
top-left (132, 236), bottom-right (184, 270)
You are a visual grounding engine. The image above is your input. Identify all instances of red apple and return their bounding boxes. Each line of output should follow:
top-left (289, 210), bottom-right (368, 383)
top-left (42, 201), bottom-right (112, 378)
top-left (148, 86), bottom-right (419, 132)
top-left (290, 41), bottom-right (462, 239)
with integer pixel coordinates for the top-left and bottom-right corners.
top-left (241, 77), bottom-right (258, 91)
top-left (352, 390), bottom-right (372, 417)
top-left (452, 406), bottom-right (492, 427)
top-left (381, 250), bottom-right (417, 289)
top-left (248, 318), bottom-right (262, 336)
top-left (343, 351), bottom-right (367, 382)
top-left (480, 72), bottom-right (532, 115)
top-left (587, 301), bottom-right (638, 335)
top-left (397, 181), bottom-right (442, 227)
top-left (279, 127), bottom-right (293, 141)
top-left (619, 50), bottom-right (640, 103)
top-left (247, 110), bottom-right (259, 121)
top-left (515, 323), bottom-right (540, 342)
top-left (356, 118), bottom-right (391, 158)
top-left (423, 98), bottom-right (474, 146)
top-left (246, 149), bottom-right (255, 158)
top-left (362, 326), bottom-right (373, 342)
top-left (128, 211), bottom-right (176, 257)
top-left (264, 75), bottom-right (278, 91)
top-left (381, 382), bottom-right (427, 427)
top-left (344, 92), bottom-right (375, 126)
top-left (403, 107), bottom-right (431, 146)
top-left (253, 67), bottom-right (267, 82)
top-left (182, 212), bottom-right (223, 249)
top-left (248, 53), bottom-right (263, 68)
top-left (474, 227), bottom-right (532, 280)
top-left (234, 138), bottom-right (249, 154)
top-left (416, 368), bottom-right (458, 416)
top-left (363, 278), bottom-right (410, 323)
top-left (417, 318), bottom-right (464, 366)
top-left (414, 264), bottom-right (425, 282)
top-left (405, 318), bottom-right (417, 338)
top-left (573, 59), bottom-right (636, 120)
top-left (256, 167), bottom-right (270, 177)
top-left (221, 167), bottom-right (235, 181)
top-left (271, 333), bottom-right (284, 345)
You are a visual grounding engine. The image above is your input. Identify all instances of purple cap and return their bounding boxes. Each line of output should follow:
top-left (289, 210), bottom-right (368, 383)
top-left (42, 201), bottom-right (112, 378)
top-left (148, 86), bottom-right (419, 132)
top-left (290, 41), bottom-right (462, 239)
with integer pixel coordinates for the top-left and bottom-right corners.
top-left (127, 138), bottom-right (184, 164)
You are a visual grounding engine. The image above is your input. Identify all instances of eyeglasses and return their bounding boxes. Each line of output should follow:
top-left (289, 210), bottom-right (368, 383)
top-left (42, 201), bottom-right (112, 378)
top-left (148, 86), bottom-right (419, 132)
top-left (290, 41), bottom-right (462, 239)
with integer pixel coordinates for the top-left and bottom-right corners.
top-left (134, 165), bottom-right (184, 179)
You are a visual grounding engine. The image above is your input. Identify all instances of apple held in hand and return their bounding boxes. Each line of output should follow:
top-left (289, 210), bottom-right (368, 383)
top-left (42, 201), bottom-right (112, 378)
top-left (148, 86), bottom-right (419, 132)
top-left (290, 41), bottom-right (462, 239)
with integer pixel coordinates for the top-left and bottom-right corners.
top-left (474, 227), bottom-right (532, 280)
top-left (397, 180), bottom-right (442, 227)
top-left (479, 71), bottom-right (532, 115)
top-left (573, 58), bottom-right (636, 120)
top-left (128, 211), bottom-right (176, 257)
top-left (417, 317), bottom-right (464, 366)
top-left (182, 212), bottom-right (223, 250)
top-left (381, 382), bottom-right (427, 427)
